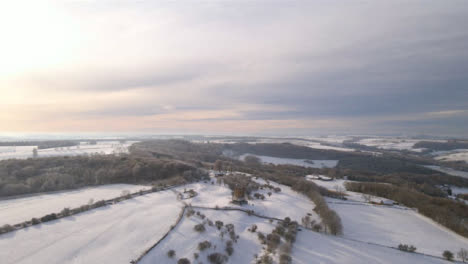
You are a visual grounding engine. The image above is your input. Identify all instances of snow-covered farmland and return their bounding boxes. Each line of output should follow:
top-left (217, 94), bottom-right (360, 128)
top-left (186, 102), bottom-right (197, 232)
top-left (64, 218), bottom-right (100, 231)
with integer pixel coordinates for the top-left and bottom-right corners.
top-left (306, 142), bottom-right (355, 152)
top-left (292, 228), bottom-right (448, 264)
top-left (434, 149), bottom-right (468, 163)
top-left (0, 190), bottom-right (181, 264)
top-left (0, 184), bottom-right (150, 226)
top-left (357, 138), bottom-right (425, 152)
top-left (139, 209), bottom-right (277, 264)
top-left (239, 153), bottom-right (338, 168)
top-left (0, 141), bottom-right (137, 161)
top-left (329, 202), bottom-right (468, 256)
top-left (175, 178), bottom-right (319, 223)
top-left (424, 165), bottom-right (468, 179)
top-left (0, 146), bottom-right (37, 160)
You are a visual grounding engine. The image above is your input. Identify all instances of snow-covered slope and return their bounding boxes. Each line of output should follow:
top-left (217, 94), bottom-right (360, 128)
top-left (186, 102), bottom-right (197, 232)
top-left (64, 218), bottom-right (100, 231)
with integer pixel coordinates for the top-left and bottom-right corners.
top-left (0, 184), bottom-right (150, 226)
top-left (139, 209), bottom-right (276, 264)
top-left (176, 178), bottom-right (319, 223)
top-left (292, 228), bottom-right (448, 264)
top-left (0, 190), bottom-right (181, 264)
top-left (330, 201), bottom-right (468, 256)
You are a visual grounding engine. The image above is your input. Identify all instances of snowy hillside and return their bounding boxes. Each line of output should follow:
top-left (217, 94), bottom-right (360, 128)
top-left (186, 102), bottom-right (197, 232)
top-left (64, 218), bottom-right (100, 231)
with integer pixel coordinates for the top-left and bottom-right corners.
top-left (0, 190), bottom-right (181, 264)
top-left (0, 184), bottom-right (150, 226)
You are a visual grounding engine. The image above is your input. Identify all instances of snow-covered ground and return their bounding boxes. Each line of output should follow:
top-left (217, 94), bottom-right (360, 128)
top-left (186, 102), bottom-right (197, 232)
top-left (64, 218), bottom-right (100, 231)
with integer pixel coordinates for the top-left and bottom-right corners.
top-left (0, 184), bottom-right (150, 226)
top-left (175, 178), bottom-right (319, 223)
top-left (239, 153), bottom-right (338, 168)
top-left (329, 202), bottom-right (468, 256)
top-left (0, 190), bottom-right (181, 264)
top-left (307, 178), bottom-right (396, 204)
top-left (306, 142), bottom-right (355, 152)
top-left (357, 138), bottom-right (426, 152)
top-left (139, 209), bottom-right (277, 264)
top-left (450, 186), bottom-right (468, 195)
top-left (0, 141), bottom-right (137, 161)
top-left (0, 146), bottom-right (37, 160)
top-left (433, 149), bottom-right (468, 163)
top-left (307, 177), bottom-right (468, 256)
top-left (424, 165), bottom-right (468, 179)
top-left (292, 228), bottom-right (449, 264)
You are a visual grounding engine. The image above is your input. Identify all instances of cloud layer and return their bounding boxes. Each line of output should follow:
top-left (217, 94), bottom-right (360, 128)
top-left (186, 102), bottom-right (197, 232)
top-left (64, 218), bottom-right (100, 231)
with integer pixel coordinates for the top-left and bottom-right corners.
top-left (0, 0), bottom-right (467, 136)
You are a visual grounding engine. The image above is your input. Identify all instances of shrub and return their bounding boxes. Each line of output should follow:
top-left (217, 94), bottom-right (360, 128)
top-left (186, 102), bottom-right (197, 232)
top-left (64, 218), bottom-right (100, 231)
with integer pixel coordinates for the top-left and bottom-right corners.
top-left (397, 244), bottom-right (416, 253)
top-left (249, 224), bottom-right (258, 232)
top-left (207, 253), bottom-right (228, 264)
top-left (0, 224), bottom-right (14, 233)
top-left (167, 249), bottom-right (176, 258)
top-left (266, 233), bottom-right (281, 252)
top-left (279, 254), bottom-right (292, 264)
top-left (186, 208), bottom-right (195, 218)
top-left (177, 258), bottom-right (190, 264)
top-left (458, 248), bottom-right (468, 263)
top-left (40, 213), bottom-right (57, 222)
top-left (61, 207), bottom-right (71, 216)
top-left (31, 218), bottom-right (40, 225)
top-left (194, 223), bottom-right (206, 232)
top-left (225, 240), bottom-right (234, 256)
top-left (443, 250), bottom-right (454, 261)
top-left (259, 254), bottom-right (273, 264)
top-left (257, 232), bottom-right (266, 243)
top-left (215, 220), bottom-right (224, 230)
top-left (193, 252), bottom-right (199, 259)
top-left (198, 240), bottom-right (212, 251)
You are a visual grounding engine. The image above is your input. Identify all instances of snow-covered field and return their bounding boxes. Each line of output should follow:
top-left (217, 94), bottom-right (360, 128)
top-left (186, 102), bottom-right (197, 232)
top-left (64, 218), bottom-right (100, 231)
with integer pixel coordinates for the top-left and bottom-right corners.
top-left (0, 190), bottom-right (182, 264)
top-left (306, 142), bottom-right (355, 152)
top-left (292, 228), bottom-right (448, 264)
top-left (175, 178), bottom-right (319, 223)
top-left (239, 153), bottom-right (338, 168)
top-left (0, 146), bottom-right (37, 160)
top-left (433, 149), bottom-right (468, 163)
top-left (424, 165), bottom-right (468, 179)
top-left (307, 177), bottom-right (468, 256)
top-left (139, 209), bottom-right (276, 264)
top-left (357, 138), bottom-right (425, 152)
top-left (329, 202), bottom-right (468, 256)
top-left (0, 141), bottom-right (137, 161)
top-left (0, 184), bottom-right (150, 226)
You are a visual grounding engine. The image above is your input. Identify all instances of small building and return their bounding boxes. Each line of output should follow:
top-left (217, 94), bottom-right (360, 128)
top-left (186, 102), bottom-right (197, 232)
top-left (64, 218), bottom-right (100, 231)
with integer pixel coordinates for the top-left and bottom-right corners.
top-left (232, 186), bottom-right (247, 205)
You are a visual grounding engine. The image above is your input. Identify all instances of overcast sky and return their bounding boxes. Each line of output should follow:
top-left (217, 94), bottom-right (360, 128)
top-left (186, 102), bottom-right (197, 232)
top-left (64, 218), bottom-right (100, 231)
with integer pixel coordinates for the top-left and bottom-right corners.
top-left (0, 0), bottom-right (467, 136)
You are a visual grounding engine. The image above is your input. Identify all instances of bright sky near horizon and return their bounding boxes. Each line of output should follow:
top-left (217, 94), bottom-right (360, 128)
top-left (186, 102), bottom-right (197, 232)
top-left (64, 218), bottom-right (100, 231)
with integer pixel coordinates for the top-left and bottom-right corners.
top-left (0, 0), bottom-right (467, 136)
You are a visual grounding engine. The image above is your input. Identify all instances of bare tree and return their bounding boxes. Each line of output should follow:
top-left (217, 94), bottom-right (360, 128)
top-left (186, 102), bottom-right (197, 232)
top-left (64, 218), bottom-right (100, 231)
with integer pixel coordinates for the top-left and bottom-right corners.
top-left (458, 248), bottom-right (468, 263)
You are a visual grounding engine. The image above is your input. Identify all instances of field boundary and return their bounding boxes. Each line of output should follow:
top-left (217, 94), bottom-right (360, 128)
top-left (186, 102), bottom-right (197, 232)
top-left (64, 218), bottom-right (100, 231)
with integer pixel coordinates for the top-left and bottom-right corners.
top-left (0, 183), bottom-right (184, 236)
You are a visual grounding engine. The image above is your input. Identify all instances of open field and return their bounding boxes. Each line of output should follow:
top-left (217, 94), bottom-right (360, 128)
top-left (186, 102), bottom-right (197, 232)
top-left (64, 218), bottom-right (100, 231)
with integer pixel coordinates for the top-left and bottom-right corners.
top-left (175, 178), bottom-right (319, 223)
top-left (0, 184), bottom-right (150, 226)
top-left (239, 153), bottom-right (338, 168)
top-left (0, 190), bottom-right (181, 264)
top-left (329, 201), bottom-right (468, 256)
top-left (292, 228), bottom-right (449, 264)
top-left (0, 141), bottom-right (136, 161)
